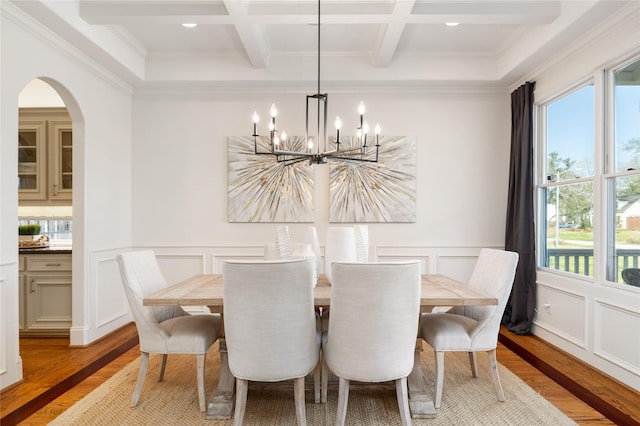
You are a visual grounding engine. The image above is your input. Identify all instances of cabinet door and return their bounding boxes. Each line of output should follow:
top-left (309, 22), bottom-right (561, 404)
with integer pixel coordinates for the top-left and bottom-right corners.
top-left (18, 120), bottom-right (47, 200)
top-left (49, 120), bottom-right (73, 200)
top-left (18, 274), bottom-right (26, 332)
top-left (26, 274), bottom-right (72, 332)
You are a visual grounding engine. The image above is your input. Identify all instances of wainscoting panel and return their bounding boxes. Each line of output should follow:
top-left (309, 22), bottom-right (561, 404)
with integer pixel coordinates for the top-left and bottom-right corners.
top-left (95, 256), bottom-right (130, 329)
top-left (155, 253), bottom-right (206, 285)
top-left (534, 283), bottom-right (586, 349)
top-left (594, 298), bottom-right (640, 376)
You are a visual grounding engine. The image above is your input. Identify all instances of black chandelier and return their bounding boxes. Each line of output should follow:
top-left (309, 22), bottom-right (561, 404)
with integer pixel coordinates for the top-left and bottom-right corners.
top-left (251, 0), bottom-right (381, 165)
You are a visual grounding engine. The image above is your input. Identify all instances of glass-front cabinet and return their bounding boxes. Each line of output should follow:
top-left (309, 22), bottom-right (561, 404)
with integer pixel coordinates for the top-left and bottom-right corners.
top-left (18, 108), bottom-right (72, 204)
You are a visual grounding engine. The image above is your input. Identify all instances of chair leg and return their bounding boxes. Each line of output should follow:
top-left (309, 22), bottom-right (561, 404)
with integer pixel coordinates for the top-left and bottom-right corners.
top-left (234, 378), bottom-right (249, 426)
top-left (314, 355), bottom-right (321, 404)
top-left (335, 377), bottom-right (350, 426)
top-left (131, 351), bottom-right (149, 407)
top-left (487, 349), bottom-right (505, 401)
top-left (468, 351), bottom-right (478, 378)
top-left (434, 351), bottom-right (445, 408)
top-left (196, 353), bottom-right (207, 412)
top-left (158, 353), bottom-right (168, 381)
top-left (293, 377), bottom-right (307, 426)
top-left (395, 377), bottom-right (412, 426)
top-left (321, 357), bottom-right (329, 403)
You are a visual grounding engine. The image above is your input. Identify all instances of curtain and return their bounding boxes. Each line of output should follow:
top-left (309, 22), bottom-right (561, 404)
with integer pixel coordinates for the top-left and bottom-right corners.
top-left (502, 81), bottom-right (536, 335)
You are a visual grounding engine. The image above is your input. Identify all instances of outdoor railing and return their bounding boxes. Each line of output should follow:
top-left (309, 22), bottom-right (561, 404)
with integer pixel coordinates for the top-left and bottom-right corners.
top-left (546, 248), bottom-right (640, 276)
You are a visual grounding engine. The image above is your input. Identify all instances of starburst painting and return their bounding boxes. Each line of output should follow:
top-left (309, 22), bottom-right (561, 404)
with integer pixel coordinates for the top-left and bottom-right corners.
top-left (329, 136), bottom-right (416, 223)
top-left (228, 136), bottom-right (314, 222)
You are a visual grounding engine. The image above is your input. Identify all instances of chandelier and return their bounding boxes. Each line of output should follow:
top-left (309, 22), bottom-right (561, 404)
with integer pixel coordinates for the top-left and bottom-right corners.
top-left (251, 0), bottom-right (381, 165)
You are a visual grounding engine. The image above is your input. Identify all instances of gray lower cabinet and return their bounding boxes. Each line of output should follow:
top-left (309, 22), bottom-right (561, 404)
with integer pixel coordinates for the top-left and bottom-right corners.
top-left (19, 253), bottom-right (72, 336)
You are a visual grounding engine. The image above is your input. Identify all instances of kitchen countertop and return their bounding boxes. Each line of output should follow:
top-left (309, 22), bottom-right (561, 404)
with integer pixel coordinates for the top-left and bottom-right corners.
top-left (19, 246), bottom-right (72, 254)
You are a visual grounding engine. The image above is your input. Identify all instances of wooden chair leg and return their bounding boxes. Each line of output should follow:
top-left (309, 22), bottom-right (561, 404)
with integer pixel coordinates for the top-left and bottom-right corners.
top-left (321, 357), bottom-right (329, 403)
top-left (158, 353), bottom-right (168, 381)
top-left (395, 377), bottom-right (412, 426)
top-left (487, 349), bottom-right (505, 401)
top-left (434, 351), bottom-right (445, 408)
top-left (335, 377), bottom-right (350, 426)
top-left (234, 378), bottom-right (249, 426)
top-left (131, 351), bottom-right (149, 407)
top-left (468, 351), bottom-right (478, 378)
top-left (196, 354), bottom-right (207, 412)
top-left (293, 377), bottom-right (307, 426)
top-left (314, 356), bottom-right (321, 404)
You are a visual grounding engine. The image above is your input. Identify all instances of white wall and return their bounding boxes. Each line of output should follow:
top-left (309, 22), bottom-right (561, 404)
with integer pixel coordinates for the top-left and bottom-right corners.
top-left (522, 3), bottom-right (640, 391)
top-left (0, 3), bottom-right (133, 389)
top-left (131, 90), bottom-right (511, 251)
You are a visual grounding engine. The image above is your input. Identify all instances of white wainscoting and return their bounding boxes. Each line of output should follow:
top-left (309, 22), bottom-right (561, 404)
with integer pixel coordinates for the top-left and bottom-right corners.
top-left (534, 282), bottom-right (587, 349)
top-left (594, 298), bottom-right (640, 376)
top-left (0, 275), bottom-right (5, 376)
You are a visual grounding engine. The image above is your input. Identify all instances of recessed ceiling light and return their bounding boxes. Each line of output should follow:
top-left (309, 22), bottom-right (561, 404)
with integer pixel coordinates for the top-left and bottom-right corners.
top-left (182, 23), bottom-right (197, 28)
top-left (445, 22), bottom-right (460, 27)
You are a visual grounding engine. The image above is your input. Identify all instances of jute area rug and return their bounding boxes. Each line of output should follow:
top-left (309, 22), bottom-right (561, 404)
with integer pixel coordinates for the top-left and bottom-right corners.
top-left (51, 344), bottom-right (576, 425)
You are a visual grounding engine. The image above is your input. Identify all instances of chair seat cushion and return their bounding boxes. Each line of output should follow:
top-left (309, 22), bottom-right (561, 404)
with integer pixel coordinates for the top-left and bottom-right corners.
top-left (420, 313), bottom-right (477, 351)
top-left (157, 314), bottom-right (221, 354)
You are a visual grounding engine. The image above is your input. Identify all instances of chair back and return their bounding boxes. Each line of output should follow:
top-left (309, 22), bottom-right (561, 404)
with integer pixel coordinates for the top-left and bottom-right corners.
top-left (223, 258), bottom-right (319, 381)
top-left (325, 261), bottom-right (421, 382)
top-left (117, 250), bottom-right (183, 349)
top-left (454, 249), bottom-right (518, 345)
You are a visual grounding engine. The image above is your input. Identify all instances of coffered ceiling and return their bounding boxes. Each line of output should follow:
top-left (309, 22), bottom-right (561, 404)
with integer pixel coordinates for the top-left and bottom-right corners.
top-left (10, 1), bottom-right (634, 89)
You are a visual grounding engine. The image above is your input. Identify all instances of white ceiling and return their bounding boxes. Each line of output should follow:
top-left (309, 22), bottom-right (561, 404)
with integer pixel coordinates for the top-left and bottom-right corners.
top-left (10, 0), bottom-right (636, 90)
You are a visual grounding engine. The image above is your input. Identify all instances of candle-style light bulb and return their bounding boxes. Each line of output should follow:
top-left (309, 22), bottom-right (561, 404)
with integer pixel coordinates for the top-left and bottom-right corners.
top-left (362, 121), bottom-right (369, 135)
top-left (281, 130), bottom-right (287, 141)
top-left (270, 104), bottom-right (278, 117)
top-left (273, 135), bottom-right (280, 146)
top-left (308, 138), bottom-right (314, 150)
top-left (375, 123), bottom-right (381, 135)
top-left (269, 121), bottom-right (275, 131)
top-left (252, 111), bottom-right (259, 123)
top-left (358, 101), bottom-right (365, 115)
top-left (335, 116), bottom-right (342, 130)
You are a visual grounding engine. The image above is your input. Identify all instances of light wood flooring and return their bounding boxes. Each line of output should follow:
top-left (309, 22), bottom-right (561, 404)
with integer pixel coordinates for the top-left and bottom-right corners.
top-left (1, 324), bottom-right (639, 425)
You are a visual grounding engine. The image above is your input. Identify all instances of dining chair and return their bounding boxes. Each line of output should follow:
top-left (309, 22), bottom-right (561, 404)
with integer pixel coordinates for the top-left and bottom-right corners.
top-left (419, 248), bottom-right (519, 408)
top-left (321, 261), bottom-right (422, 426)
top-left (117, 250), bottom-right (222, 412)
top-left (223, 258), bottom-right (321, 426)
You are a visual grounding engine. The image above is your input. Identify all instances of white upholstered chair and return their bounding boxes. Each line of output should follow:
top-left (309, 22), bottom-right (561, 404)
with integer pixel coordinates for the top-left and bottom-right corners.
top-left (117, 250), bottom-right (221, 412)
top-left (321, 261), bottom-right (422, 426)
top-left (223, 258), bottom-right (321, 426)
top-left (419, 248), bottom-right (519, 408)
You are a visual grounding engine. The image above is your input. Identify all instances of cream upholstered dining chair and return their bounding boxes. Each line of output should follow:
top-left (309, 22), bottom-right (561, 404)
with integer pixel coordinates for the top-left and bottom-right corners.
top-left (419, 248), bottom-right (518, 408)
top-left (223, 258), bottom-right (321, 426)
top-left (117, 250), bottom-right (222, 412)
top-left (321, 261), bottom-right (422, 426)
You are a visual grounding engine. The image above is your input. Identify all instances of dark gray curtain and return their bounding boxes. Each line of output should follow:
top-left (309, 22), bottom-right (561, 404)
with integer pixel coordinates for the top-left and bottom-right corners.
top-left (502, 81), bottom-right (536, 335)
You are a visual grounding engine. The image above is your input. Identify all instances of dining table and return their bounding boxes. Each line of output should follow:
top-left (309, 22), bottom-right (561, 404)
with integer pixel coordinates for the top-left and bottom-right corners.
top-left (143, 273), bottom-right (497, 420)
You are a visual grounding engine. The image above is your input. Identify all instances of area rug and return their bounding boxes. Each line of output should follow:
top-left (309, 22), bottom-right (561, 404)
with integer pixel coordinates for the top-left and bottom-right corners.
top-left (50, 344), bottom-right (576, 425)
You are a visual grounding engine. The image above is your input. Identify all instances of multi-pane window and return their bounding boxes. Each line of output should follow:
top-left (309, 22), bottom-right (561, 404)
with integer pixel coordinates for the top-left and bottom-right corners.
top-left (607, 58), bottom-right (640, 286)
top-left (538, 57), bottom-right (640, 288)
top-left (539, 84), bottom-right (595, 277)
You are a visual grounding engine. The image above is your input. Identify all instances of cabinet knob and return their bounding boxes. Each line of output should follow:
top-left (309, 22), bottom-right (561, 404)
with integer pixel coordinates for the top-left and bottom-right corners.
top-left (30, 279), bottom-right (35, 293)
top-left (53, 183), bottom-right (58, 196)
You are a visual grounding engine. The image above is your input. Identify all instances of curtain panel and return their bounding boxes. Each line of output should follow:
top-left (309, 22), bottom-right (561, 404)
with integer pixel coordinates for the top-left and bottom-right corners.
top-left (502, 81), bottom-right (537, 335)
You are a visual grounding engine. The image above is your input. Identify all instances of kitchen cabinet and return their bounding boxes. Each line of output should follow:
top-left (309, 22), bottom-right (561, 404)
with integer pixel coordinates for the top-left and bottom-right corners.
top-left (19, 252), bottom-right (72, 336)
top-left (18, 108), bottom-right (72, 204)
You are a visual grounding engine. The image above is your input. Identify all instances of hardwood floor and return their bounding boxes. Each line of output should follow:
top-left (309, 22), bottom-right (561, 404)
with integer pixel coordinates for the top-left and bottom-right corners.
top-left (1, 323), bottom-right (639, 425)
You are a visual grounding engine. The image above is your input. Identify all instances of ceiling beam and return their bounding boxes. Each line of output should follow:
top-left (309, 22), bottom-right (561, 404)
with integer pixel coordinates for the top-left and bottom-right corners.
top-left (223, 0), bottom-right (268, 69)
top-left (373, 0), bottom-right (414, 68)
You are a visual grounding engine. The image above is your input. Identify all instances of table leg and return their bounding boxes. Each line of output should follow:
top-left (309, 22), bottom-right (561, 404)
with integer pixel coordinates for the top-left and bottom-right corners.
top-left (206, 338), bottom-right (236, 419)
top-left (407, 339), bottom-right (436, 418)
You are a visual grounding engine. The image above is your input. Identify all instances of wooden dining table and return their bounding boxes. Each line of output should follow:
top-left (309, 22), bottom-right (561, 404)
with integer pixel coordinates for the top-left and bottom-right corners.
top-left (144, 273), bottom-right (497, 420)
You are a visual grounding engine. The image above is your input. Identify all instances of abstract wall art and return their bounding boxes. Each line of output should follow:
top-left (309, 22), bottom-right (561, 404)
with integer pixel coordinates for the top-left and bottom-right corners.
top-left (227, 136), bottom-right (314, 222)
top-left (329, 136), bottom-right (416, 223)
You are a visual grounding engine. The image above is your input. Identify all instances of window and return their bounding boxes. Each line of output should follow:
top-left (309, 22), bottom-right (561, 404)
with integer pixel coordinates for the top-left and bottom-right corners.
top-left (539, 84), bottom-right (595, 277)
top-left (18, 219), bottom-right (72, 245)
top-left (607, 58), bottom-right (640, 286)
